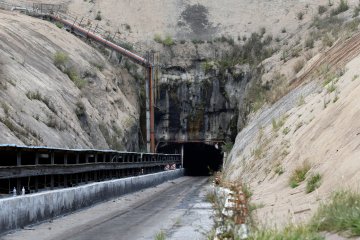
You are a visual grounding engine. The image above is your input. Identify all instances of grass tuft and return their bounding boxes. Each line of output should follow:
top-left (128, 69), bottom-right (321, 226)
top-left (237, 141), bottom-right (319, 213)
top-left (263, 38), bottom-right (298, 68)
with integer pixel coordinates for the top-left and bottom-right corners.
top-left (274, 163), bottom-right (285, 175)
top-left (272, 115), bottom-right (287, 132)
top-left (310, 190), bottom-right (360, 236)
top-left (163, 35), bottom-right (175, 46)
top-left (330, 0), bottom-right (349, 16)
top-left (289, 161), bottom-right (311, 188)
top-left (154, 231), bottom-right (166, 240)
top-left (53, 51), bottom-right (69, 68)
top-left (248, 225), bottom-right (324, 240)
top-left (318, 5), bottom-right (327, 15)
top-left (306, 173), bottom-right (322, 193)
top-left (293, 59), bottom-right (305, 74)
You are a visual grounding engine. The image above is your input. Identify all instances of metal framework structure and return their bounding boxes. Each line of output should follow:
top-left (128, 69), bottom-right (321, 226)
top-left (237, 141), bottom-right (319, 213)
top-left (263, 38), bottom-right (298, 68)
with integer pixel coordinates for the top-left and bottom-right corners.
top-left (0, 145), bottom-right (180, 195)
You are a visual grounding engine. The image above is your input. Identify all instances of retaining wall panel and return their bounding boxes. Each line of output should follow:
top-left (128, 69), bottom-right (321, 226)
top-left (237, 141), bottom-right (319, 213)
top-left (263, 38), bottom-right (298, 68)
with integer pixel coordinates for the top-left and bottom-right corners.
top-left (0, 169), bottom-right (184, 234)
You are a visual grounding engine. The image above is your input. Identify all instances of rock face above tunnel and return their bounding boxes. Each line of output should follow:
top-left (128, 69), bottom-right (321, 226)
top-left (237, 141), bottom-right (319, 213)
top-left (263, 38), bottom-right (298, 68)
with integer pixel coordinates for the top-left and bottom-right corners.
top-left (154, 43), bottom-right (252, 143)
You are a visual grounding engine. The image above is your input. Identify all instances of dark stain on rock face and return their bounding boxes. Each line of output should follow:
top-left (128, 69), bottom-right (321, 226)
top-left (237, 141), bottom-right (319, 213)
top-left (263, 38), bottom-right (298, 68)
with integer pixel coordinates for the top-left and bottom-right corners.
top-left (180, 4), bottom-right (217, 39)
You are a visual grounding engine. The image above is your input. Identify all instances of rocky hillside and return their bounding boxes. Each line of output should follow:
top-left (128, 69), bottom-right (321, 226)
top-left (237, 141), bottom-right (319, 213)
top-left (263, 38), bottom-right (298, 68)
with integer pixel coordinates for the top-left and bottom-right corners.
top-left (0, 10), bottom-right (140, 150)
top-left (223, 1), bottom-right (360, 228)
top-left (12, 0), bottom-right (355, 145)
top-left (18, 0), bottom-right (330, 43)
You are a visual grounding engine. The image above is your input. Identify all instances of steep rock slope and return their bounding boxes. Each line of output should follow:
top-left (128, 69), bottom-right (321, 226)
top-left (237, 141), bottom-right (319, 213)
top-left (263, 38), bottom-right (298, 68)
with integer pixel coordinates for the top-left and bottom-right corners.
top-left (224, 34), bottom-right (360, 227)
top-left (0, 10), bottom-right (139, 150)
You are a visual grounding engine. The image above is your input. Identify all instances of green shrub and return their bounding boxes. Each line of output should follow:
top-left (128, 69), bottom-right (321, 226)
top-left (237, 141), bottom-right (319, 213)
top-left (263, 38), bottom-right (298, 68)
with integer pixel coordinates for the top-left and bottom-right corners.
top-left (95, 11), bottom-right (102, 20)
top-left (46, 115), bottom-right (58, 129)
top-left (289, 161), bottom-right (311, 188)
top-left (154, 34), bottom-right (162, 43)
top-left (202, 61), bottom-right (214, 74)
top-left (163, 35), bottom-right (174, 46)
top-left (294, 121), bottom-right (304, 133)
top-left (331, 0), bottom-right (349, 16)
top-left (26, 91), bottom-right (42, 101)
top-left (298, 95), bottom-right (306, 106)
top-left (53, 51), bottom-right (69, 68)
top-left (354, 5), bottom-right (360, 17)
top-left (75, 101), bottom-right (86, 118)
top-left (272, 116), bottom-right (286, 132)
top-left (91, 61), bottom-right (105, 71)
top-left (305, 37), bottom-right (315, 49)
top-left (2, 103), bottom-right (10, 116)
top-left (311, 190), bottom-right (360, 236)
top-left (293, 59), bottom-right (305, 74)
top-left (192, 39), bottom-right (205, 44)
top-left (119, 42), bottom-right (134, 51)
top-left (327, 82), bottom-right (337, 93)
top-left (274, 163), bottom-right (285, 175)
top-left (306, 173), bottom-right (322, 193)
top-left (283, 127), bottom-right (290, 135)
top-left (322, 33), bottom-right (334, 48)
top-left (154, 231), bottom-right (166, 240)
top-left (260, 27), bottom-right (266, 36)
top-left (241, 183), bottom-right (253, 199)
top-left (55, 22), bottom-right (64, 29)
top-left (318, 5), bottom-right (327, 14)
top-left (297, 11), bottom-right (304, 20)
top-left (222, 141), bottom-right (233, 154)
top-left (65, 67), bottom-right (86, 89)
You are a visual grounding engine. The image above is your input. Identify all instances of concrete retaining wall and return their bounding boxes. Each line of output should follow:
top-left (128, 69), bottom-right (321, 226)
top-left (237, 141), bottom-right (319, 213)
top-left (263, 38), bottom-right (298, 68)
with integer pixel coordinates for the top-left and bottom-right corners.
top-left (0, 169), bottom-right (184, 235)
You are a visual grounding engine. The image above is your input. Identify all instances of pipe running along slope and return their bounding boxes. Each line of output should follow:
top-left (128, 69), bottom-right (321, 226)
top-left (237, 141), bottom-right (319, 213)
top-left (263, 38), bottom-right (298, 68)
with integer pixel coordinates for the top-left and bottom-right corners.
top-left (50, 14), bottom-right (156, 153)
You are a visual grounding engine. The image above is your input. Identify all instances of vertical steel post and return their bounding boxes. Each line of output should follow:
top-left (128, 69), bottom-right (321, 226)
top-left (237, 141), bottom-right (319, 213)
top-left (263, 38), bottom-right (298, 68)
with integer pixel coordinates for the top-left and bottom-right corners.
top-left (149, 66), bottom-right (155, 153)
top-left (146, 67), bottom-right (151, 152)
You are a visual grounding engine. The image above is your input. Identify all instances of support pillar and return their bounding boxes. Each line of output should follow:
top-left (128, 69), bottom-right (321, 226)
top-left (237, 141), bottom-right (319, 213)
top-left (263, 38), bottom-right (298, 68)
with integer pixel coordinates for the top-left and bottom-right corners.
top-left (35, 176), bottom-right (38, 192)
top-left (51, 152), bottom-right (54, 165)
top-left (181, 144), bottom-right (184, 168)
top-left (16, 152), bottom-right (21, 166)
top-left (50, 175), bottom-right (54, 190)
top-left (16, 178), bottom-right (21, 194)
top-left (64, 175), bottom-right (67, 187)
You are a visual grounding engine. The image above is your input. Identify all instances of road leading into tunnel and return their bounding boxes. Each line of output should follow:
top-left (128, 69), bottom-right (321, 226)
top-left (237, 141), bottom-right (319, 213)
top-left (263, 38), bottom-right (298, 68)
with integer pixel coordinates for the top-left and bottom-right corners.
top-left (2, 177), bottom-right (213, 240)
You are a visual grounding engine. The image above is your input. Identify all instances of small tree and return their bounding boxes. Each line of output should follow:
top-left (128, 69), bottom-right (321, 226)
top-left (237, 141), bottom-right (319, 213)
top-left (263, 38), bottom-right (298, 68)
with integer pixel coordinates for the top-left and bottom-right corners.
top-left (95, 11), bottom-right (102, 21)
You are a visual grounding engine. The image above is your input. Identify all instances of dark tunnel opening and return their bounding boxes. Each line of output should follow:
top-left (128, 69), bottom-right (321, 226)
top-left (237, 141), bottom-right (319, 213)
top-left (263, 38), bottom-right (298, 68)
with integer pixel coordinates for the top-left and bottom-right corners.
top-left (158, 142), bottom-right (223, 176)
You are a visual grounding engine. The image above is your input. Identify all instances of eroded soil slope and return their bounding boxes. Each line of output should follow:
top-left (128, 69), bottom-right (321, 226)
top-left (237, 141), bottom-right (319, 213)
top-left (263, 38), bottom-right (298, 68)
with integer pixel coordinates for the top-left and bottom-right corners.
top-left (0, 10), bottom-right (139, 150)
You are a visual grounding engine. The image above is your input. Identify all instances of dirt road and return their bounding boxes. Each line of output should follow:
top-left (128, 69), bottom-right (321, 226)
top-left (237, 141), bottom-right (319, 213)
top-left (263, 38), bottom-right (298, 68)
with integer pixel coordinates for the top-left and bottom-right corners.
top-left (2, 177), bottom-right (213, 240)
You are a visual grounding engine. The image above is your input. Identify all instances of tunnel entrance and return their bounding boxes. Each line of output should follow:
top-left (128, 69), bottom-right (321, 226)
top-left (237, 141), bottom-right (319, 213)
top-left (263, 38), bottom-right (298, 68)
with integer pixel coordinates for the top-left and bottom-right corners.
top-left (158, 142), bottom-right (223, 176)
